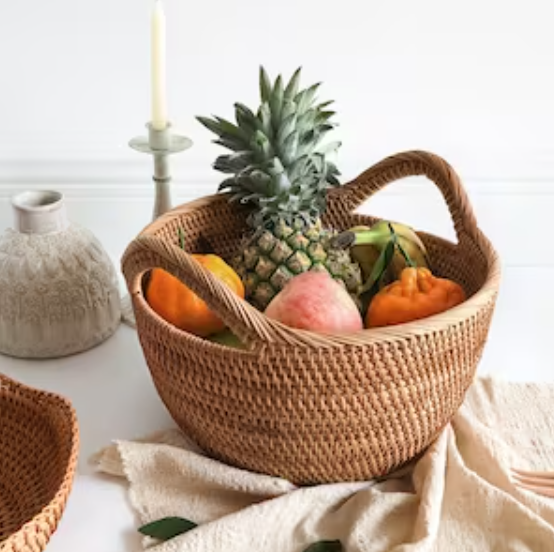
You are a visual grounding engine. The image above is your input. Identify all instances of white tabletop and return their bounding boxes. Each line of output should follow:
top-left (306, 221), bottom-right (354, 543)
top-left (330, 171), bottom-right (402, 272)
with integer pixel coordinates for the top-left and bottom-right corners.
top-left (2, 262), bottom-right (553, 551)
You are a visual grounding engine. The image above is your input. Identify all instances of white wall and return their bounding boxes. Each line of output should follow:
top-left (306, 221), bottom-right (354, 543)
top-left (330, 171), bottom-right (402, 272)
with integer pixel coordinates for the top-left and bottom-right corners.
top-left (2, 0), bottom-right (554, 177)
top-left (1, 0), bottom-right (553, 379)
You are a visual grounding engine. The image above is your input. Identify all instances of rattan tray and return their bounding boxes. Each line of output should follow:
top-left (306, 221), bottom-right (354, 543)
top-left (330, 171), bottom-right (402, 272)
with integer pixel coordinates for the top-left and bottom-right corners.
top-left (0, 373), bottom-right (79, 552)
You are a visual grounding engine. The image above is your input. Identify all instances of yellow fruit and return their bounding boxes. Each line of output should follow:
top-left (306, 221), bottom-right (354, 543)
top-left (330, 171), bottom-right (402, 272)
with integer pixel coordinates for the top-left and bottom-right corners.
top-left (334, 220), bottom-right (431, 293)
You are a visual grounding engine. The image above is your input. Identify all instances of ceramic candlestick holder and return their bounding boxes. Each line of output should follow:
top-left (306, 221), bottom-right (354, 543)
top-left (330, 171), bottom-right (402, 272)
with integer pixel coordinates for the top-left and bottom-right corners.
top-left (129, 122), bottom-right (193, 221)
top-left (121, 122), bottom-right (193, 328)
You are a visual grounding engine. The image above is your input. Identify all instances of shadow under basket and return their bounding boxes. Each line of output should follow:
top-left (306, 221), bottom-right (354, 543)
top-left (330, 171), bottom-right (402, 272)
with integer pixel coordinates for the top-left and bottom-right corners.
top-left (0, 374), bottom-right (79, 552)
top-left (121, 150), bottom-right (501, 485)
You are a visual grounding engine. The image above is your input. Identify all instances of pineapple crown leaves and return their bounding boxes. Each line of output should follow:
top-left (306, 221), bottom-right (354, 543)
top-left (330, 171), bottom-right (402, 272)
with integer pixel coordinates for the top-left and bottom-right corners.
top-left (195, 66), bottom-right (342, 227)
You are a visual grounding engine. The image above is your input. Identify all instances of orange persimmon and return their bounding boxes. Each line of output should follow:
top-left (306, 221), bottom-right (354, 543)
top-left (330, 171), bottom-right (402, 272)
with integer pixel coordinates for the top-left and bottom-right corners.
top-left (146, 254), bottom-right (244, 337)
top-left (365, 266), bottom-right (466, 328)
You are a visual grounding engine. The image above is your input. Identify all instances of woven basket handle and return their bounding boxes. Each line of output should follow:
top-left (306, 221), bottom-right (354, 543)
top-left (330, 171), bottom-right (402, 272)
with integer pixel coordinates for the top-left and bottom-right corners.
top-left (121, 234), bottom-right (312, 348)
top-left (333, 150), bottom-right (481, 245)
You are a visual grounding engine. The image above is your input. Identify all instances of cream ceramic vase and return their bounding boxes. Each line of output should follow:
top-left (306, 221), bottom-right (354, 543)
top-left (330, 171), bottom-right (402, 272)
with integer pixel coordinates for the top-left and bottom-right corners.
top-left (0, 190), bottom-right (121, 359)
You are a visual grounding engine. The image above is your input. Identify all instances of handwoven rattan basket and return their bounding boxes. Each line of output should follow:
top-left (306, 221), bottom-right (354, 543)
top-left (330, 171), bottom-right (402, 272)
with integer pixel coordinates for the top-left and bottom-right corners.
top-left (0, 373), bottom-right (79, 552)
top-left (122, 150), bottom-right (501, 485)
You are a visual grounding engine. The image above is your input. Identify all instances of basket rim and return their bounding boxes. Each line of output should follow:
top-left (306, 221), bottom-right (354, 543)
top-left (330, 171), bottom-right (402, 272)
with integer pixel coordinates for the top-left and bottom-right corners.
top-left (129, 193), bottom-right (501, 348)
top-left (0, 373), bottom-right (79, 550)
top-left (124, 150), bottom-right (503, 348)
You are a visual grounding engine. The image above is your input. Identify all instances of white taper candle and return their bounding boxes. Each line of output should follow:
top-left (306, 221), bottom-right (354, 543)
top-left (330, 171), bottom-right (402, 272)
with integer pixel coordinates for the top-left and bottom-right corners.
top-left (151, 0), bottom-right (167, 130)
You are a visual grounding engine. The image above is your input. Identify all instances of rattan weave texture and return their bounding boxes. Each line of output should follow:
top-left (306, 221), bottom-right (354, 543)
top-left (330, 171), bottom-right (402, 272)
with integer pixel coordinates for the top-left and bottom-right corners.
top-left (0, 374), bottom-right (78, 552)
top-left (122, 150), bottom-right (501, 484)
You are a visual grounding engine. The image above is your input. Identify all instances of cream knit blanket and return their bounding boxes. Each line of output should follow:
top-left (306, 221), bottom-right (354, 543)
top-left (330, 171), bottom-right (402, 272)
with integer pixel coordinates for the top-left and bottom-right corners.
top-left (92, 376), bottom-right (554, 551)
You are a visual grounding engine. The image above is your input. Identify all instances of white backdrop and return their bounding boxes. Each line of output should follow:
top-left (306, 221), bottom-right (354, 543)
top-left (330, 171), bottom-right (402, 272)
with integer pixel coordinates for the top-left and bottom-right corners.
top-left (1, 0), bottom-right (554, 175)
top-left (0, 0), bottom-right (553, 378)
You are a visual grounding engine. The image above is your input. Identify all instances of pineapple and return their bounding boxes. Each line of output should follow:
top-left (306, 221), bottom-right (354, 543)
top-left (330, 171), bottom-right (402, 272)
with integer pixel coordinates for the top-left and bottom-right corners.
top-left (196, 66), bottom-right (362, 311)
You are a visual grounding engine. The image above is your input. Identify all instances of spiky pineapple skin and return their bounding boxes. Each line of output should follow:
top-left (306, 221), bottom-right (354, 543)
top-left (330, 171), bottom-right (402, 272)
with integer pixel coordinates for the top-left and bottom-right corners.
top-left (231, 217), bottom-right (362, 311)
top-left (197, 66), bottom-right (364, 312)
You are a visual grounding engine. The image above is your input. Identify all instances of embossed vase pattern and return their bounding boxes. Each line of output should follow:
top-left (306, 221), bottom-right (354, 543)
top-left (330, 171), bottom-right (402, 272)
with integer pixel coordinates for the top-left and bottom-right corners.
top-left (0, 190), bottom-right (121, 358)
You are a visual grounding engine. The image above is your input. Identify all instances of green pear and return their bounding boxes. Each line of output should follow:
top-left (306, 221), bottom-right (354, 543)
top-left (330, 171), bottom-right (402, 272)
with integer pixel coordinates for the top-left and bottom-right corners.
top-left (206, 328), bottom-right (246, 349)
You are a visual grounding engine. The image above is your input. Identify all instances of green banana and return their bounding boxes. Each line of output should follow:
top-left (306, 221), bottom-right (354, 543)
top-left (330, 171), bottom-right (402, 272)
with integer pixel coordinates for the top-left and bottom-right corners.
top-left (346, 226), bottom-right (381, 282)
top-left (333, 220), bottom-right (431, 292)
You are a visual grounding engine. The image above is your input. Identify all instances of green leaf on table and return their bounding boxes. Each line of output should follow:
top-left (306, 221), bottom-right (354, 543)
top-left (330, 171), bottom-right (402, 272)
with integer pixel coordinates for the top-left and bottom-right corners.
top-left (303, 540), bottom-right (343, 552)
top-left (138, 516), bottom-right (197, 541)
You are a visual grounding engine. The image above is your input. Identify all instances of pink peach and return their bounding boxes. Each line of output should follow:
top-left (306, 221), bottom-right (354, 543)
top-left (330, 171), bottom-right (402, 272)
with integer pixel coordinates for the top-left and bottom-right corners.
top-left (264, 271), bottom-right (363, 333)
